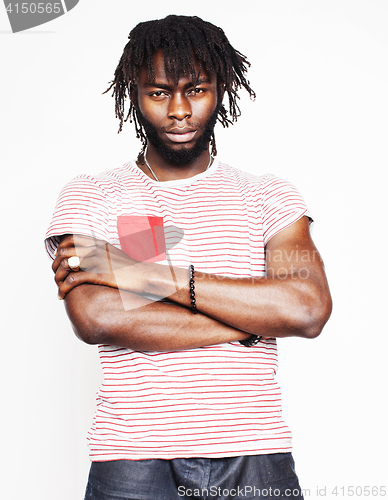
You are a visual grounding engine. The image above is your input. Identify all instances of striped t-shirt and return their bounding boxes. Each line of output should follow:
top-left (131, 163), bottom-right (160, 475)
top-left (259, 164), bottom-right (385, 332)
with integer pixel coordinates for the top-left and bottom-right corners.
top-left (45, 158), bottom-right (310, 461)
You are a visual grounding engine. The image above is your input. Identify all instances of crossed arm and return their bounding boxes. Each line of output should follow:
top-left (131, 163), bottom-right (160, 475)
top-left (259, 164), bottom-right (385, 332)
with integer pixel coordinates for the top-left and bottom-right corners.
top-left (52, 216), bottom-right (332, 351)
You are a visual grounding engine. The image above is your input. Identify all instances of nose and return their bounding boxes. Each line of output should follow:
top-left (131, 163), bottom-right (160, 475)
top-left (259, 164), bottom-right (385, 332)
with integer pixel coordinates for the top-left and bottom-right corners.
top-left (168, 92), bottom-right (191, 120)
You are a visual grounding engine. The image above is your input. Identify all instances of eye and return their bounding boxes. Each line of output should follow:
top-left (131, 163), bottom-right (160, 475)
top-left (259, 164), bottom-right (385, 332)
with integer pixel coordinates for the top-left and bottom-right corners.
top-left (149, 91), bottom-right (168, 99)
top-left (189, 87), bottom-right (206, 96)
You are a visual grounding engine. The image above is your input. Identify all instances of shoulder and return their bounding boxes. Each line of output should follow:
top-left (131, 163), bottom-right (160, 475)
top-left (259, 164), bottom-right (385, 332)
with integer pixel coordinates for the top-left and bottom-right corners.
top-left (215, 161), bottom-right (294, 193)
top-left (66, 161), bottom-right (136, 191)
top-left (216, 160), bottom-right (271, 182)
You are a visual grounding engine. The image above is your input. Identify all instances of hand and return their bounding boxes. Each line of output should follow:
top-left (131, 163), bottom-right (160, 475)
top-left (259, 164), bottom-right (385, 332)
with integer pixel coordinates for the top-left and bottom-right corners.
top-left (52, 234), bottom-right (141, 299)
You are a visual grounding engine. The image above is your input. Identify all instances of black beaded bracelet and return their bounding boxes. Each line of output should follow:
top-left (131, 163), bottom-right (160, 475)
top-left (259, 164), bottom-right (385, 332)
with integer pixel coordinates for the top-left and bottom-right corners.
top-left (239, 335), bottom-right (262, 347)
top-left (189, 264), bottom-right (197, 314)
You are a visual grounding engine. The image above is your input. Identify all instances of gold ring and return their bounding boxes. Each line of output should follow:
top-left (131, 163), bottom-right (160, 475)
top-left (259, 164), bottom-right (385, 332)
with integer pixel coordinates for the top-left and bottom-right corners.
top-left (68, 256), bottom-right (80, 271)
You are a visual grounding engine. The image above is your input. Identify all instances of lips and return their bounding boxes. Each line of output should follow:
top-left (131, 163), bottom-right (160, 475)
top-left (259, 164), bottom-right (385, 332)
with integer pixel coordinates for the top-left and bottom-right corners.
top-left (165, 128), bottom-right (197, 143)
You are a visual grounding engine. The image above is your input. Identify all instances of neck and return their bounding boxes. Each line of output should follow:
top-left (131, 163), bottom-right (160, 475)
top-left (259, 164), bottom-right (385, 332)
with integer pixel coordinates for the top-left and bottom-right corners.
top-left (139, 143), bottom-right (213, 182)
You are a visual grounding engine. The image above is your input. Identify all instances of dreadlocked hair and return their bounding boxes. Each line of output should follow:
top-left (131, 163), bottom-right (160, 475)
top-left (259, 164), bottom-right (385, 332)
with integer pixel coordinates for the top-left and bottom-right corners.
top-left (105, 15), bottom-right (256, 151)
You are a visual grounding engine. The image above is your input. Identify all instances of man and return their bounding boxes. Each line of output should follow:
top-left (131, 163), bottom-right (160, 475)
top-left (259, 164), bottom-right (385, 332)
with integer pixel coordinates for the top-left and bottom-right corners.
top-left (45, 15), bottom-right (332, 500)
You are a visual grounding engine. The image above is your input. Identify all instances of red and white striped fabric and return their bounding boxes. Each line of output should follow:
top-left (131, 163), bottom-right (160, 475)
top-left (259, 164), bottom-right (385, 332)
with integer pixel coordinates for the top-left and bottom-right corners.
top-left (45, 159), bottom-right (311, 460)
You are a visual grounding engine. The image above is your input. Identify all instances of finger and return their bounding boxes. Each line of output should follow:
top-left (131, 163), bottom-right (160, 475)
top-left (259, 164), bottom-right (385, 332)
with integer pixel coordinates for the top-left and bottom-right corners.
top-left (52, 245), bottom-right (94, 273)
top-left (52, 235), bottom-right (108, 273)
top-left (54, 254), bottom-right (86, 286)
top-left (57, 271), bottom-right (108, 299)
top-left (57, 272), bottom-right (82, 300)
top-left (54, 257), bottom-right (73, 287)
top-left (57, 271), bottom-right (89, 299)
top-left (56, 234), bottom-right (97, 250)
top-left (56, 234), bottom-right (74, 249)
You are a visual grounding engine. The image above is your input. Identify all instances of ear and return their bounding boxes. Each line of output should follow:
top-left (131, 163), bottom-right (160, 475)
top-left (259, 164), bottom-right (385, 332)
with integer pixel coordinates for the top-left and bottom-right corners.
top-left (217, 82), bottom-right (226, 104)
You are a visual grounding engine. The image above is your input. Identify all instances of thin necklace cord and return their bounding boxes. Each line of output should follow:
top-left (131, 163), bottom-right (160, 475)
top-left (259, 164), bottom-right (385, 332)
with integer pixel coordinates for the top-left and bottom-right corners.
top-left (143, 146), bottom-right (213, 182)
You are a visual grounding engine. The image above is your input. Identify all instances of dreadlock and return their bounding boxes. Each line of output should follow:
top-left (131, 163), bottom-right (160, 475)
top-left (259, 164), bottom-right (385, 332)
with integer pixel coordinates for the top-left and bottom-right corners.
top-left (105, 15), bottom-right (256, 155)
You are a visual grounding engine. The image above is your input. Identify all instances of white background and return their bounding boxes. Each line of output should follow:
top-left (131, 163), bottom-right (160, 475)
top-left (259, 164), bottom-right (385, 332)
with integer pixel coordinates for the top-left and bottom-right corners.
top-left (1, 1), bottom-right (387, 499)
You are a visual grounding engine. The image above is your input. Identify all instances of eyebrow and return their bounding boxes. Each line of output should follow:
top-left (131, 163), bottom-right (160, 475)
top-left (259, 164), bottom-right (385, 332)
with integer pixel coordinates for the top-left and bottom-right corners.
top-left (144, 78), bottom-right (211, 90)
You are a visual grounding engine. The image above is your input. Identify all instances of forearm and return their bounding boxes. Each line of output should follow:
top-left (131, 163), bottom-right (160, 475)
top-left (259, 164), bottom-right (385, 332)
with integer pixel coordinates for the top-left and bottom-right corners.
top-left (64, 284), bottom-right (251, 351)
top-left (146, 266), bottom-right (331, 339)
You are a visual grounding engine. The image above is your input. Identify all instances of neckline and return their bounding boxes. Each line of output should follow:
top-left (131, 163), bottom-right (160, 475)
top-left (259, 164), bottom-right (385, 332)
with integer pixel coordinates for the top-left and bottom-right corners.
top-left (132, 157), bottom-right (219, 187)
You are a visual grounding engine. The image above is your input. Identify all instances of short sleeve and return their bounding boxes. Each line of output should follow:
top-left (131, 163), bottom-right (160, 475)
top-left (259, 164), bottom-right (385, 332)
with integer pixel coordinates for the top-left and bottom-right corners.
top-left (261, 175), bottom-right (312, 245)
top-left (44, 175), bottom-right (110, 260)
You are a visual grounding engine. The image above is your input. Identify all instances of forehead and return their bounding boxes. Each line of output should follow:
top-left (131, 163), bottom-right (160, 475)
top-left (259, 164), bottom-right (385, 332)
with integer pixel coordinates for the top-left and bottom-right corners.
top-left (139, 48), bottom-right (212, 85)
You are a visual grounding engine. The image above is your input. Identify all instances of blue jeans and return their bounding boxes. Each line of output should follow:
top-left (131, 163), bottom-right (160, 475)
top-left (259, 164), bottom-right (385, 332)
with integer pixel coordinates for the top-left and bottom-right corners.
top-left (84, 453), bottom-right (304, 499)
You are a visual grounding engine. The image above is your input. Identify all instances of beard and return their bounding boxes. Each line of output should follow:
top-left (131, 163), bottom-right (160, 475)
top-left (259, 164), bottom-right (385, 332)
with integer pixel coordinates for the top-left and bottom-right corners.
top-left (137, 105), bottom-right (220, 166)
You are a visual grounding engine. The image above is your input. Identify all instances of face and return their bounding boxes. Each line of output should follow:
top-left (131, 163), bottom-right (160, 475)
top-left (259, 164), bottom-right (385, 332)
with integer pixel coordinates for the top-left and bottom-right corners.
top-left (134, 49), bottom-right (220, 165)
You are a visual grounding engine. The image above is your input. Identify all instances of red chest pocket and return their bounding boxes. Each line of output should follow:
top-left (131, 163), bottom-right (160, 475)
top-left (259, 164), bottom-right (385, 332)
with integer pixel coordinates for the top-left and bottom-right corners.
top-left (117, 216), bottom-right (166, 262)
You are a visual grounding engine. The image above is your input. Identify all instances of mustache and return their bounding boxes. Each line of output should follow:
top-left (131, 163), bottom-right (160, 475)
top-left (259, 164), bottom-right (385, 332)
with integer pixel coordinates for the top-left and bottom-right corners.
top-left (161, 123), bottom-right (201, 133)
top-left (136, 103), bottom-right (220, 133)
